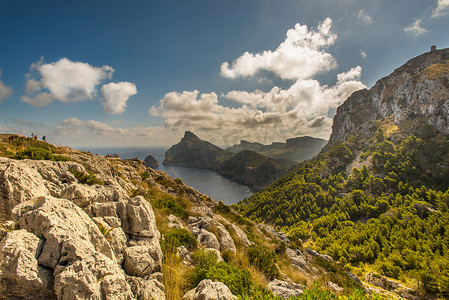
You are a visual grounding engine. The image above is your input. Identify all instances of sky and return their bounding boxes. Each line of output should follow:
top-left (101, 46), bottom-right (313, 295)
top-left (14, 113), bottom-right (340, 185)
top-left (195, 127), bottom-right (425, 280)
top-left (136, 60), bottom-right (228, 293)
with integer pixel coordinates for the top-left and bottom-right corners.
top-left (0, 0), bottom-right (448, 148)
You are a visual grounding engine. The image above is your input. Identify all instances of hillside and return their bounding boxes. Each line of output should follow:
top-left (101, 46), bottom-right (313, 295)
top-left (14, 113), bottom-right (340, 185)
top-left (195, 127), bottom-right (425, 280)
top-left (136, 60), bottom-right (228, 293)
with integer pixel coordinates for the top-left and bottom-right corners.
top-left (164, 132), bottom-right (290, 191)
top-left (235, 48), bottom-right (449, 299)
top-left (227, 136), bottom-right (326, 163)
top-left (0, 134), bottom-right (383, 299)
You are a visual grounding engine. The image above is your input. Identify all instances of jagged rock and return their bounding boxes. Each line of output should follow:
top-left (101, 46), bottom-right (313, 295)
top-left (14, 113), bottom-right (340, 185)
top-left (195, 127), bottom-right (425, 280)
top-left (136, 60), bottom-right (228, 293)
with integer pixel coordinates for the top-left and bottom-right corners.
top-left (127, 274), bottom-right (166, 300)
top-left (286, 248), bottom-right (310, 273)
top-left (305, 248), bottom-right (334, 262)
top-left (0, 230), bottom-right (55, 299)
top-left (188, 216), bottom-right (236, 253)
top-left (0, 157), bottom-right (52, 218)
top-left (258, 224), bottom-right (290, 244)
top-left (365, 272), bottom-right (403, 291)
top-left (177, 245), bottom-right (192, 262)
top-left (168, 214), bottom-right (185, 229)
top-left (105, 226), bottom-right (127, 265)
top-left (228, 224), bottom-right (252, 247)
top-left (326, 281), bottom-right (343, 293)
top-left (183, 279), bottom-right (237, 300)
top-left (329, 48), bottom-right (449, 146)
top-left (60, 183), bottom-right (99, 207)
top-left (197, 229), bottom-right (221, 250)
top-left (268, 279), bottom-right (304, 299)
top-left (123, 245), bottom-right (160, 278)
top-left (144, 154), bottom-right (159, 168)
top-left (12, 196), bottom-right (136, 299)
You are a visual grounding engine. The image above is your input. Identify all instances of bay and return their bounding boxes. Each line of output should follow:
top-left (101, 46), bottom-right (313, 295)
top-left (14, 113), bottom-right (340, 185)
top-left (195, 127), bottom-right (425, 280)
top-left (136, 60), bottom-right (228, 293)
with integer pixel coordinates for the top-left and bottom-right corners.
top-left (77, 146), bottom-right (254, 205)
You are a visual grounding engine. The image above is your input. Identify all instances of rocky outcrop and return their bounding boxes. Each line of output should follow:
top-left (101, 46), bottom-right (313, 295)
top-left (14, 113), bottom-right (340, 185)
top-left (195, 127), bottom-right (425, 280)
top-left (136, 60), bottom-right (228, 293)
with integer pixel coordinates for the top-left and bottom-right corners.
top-left (268, 279), bottom-right (304, 299)
top-left (329, 48), bottom-right (449, 146)
top-left (0, 230), bottom-right (55, 299)
top-left (144, 155), bottom-right (159, 168)
top-left (183, 279), bottom-right (237, 300)
top-left (11, 196), bottom-right (135, 299)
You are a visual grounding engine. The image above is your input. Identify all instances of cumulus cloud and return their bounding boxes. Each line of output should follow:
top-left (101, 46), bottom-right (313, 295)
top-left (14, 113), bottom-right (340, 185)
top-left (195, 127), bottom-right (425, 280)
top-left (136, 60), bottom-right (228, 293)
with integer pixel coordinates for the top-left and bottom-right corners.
top-left (360, 51), bottom-right (367, 59)
top-left (21, 58), bottom-right (137, 114)
top-left (0, 69), bottom-right (13, 103)
top-left (357, 10), bottom-right (373, 25)
top-left (149, 18), bottom-right (365, 145)
top-left (404, 20), bottom-right (429, 36)
top-left (432, 0), bottom-right (449, 17)
top-left (220, 18), bottom-right (337, 80)
top-left (101, 82), bottom-right (137, 114)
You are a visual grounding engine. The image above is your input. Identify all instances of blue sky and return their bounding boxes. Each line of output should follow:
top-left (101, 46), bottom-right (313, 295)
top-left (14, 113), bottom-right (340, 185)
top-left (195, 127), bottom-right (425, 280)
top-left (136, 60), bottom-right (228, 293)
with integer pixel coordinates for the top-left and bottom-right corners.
top-left (0, 0), bottom-right (448, 147)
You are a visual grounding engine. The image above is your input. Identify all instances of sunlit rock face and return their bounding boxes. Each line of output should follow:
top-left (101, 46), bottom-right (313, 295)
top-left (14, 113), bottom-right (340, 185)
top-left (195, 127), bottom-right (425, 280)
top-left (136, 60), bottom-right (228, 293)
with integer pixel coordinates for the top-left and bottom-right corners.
top-left (329, 48), bottom-right (449, 146)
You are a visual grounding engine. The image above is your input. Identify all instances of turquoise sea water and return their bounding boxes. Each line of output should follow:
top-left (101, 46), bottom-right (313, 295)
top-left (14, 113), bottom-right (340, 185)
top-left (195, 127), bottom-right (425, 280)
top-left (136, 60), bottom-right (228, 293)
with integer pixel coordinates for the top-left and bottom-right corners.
top-left (77, 146), bottom-right (254, 205)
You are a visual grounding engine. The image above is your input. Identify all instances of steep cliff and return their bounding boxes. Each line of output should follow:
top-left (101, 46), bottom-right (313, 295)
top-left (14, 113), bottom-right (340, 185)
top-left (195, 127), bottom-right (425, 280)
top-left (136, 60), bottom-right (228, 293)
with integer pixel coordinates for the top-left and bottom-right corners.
top-left (329, 47), bottom-right (449, 146)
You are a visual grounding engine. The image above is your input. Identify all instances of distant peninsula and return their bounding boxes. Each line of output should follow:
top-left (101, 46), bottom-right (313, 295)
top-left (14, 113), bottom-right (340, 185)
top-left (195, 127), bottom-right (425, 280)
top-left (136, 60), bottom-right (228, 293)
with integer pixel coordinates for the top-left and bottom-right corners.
top-left (163, 131), bottom-right (325, 191)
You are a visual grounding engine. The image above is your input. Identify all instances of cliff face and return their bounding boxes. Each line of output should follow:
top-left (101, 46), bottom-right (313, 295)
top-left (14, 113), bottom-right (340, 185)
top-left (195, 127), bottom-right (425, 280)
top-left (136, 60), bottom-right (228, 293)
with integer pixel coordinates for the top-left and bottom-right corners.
top-left (329, 48), bottom-right (449, 146)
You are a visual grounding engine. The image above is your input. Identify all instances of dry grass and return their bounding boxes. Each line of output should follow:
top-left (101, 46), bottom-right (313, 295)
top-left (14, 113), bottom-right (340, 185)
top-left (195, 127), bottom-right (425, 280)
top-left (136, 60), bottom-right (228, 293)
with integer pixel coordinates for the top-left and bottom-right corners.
top-left (163, 251), bottom-right (189, 300)
top-left (279, 263), bottom-right (311, 287)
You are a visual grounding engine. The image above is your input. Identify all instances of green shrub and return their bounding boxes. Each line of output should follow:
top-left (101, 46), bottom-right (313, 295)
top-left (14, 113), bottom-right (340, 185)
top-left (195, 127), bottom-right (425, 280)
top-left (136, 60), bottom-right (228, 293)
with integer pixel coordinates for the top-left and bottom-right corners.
top-left (141, 171), bottom-right (150, 180)
top-left (246, 244), bottom-right (279, 280)
top-left (162, 228), bottom-right (197, 254)
top-left (174, 177), bottom-right (184, 185)
top-left (189, 250), bottom-right (252, 296)
top-left (69, 168), bottom-right (103, 185)
top-left (153, 196), bottom-right (187, 219)
top-left (15, 146), bottom-right (70, 162)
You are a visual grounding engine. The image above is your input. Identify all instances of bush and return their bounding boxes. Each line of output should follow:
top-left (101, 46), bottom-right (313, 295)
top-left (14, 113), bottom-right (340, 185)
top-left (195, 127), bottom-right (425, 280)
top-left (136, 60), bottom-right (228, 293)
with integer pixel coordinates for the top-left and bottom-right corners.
top-left (162, 228), bottom-right (197, 253)
top-left (141, 171), bottom-right (150, 180)
top-left (15, 146), bottom-right (70, 162)
top-left (246, 244), bottom-right (279, 280)
top-left (153, 196), bottom-right (188, 219)
top-left (69, 168), bottom-right (103, 185)
top-left (189, 250), bottom-right (252, 296)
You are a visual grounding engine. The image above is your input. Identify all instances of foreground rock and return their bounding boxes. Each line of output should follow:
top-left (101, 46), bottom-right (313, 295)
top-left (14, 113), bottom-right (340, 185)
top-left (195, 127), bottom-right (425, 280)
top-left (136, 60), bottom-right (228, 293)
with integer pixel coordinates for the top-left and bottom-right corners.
top-left (183, 279), bottom-right (237, 300)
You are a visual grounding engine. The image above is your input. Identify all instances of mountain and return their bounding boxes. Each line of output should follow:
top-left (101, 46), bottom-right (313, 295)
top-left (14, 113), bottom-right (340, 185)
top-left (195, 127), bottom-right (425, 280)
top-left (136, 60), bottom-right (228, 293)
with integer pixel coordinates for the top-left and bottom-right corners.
top-left (236, 48), bottom-right (449, 298)
top-left (164, 131), bottom-right (231, 168)
top-left (0, 134), bottom-right (372, 299)
top-left (164, 131), bottom-right (290, 191)
top-left (226, 136), bottom-right (326, 163)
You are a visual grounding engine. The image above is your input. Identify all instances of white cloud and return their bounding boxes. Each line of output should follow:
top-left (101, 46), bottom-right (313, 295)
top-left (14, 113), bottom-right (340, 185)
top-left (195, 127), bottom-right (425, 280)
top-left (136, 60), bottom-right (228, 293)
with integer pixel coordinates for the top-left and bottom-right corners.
top-left (432, 0), bottom-right (449, 17)
top-left (0, 69), bottom-right (13, 103)
top-left (360, 51), bottom-right (367, 59)
top-left (357, 10), bottom-right (373, 25)
top-left (101, 82), bottom-right (137, 114)
top-left (404, 20), bottom-right (429, 36)
top-left (149, 18), bottom-right (366, 145)
top-left (220, 18), bottom-right (337, 80)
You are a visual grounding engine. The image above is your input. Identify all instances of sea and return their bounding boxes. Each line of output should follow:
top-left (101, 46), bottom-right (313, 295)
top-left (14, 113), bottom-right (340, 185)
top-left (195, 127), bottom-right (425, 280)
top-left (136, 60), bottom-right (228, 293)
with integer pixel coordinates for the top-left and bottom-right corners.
top-left (77, 146), bottom-right (254, 205)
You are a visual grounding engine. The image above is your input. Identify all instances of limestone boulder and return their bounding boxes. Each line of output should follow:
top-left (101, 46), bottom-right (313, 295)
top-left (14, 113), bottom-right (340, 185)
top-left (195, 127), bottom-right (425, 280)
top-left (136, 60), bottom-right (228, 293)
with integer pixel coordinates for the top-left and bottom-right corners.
top-left (286, 248), bottom-right (310, 273)
top-left (127, 274), bottom-right (166, 300)
top-left (197, 229), bottom-right (220, 250)
top-left (183, 279), bottom-right (236, 300)
top-left (268, 279), bottom-right (304, 299)
top-left (0, 230), bottom-right (55, 299)
top-left (12, 197), bottom-right (136, 300)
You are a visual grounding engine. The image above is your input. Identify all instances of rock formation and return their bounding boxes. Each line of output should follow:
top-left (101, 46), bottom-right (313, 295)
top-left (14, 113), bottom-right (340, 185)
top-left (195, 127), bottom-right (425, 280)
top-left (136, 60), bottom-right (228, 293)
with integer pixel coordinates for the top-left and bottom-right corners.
top-left (144, 154), bottom-right (159, 168)
top-left (329, 48), bottom-right (449, 147)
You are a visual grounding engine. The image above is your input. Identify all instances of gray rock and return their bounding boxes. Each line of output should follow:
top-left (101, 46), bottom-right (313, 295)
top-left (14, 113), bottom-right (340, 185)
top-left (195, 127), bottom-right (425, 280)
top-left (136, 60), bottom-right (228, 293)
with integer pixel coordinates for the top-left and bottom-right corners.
top-left (168, 214), bottom-right (184, 229)
top-left (127, 274), bottom-right (166, 300)
top-left (268, 279), bottom-right (304, 299)
top-left (183, 279), bottom-right (237, 300)
top-left (144, 155), bottom-right (159, 168)
top-left (123, 245), bottom-right (159, 278)
top-left (286, 248), bottom-right (310, 273)
top-left (12, 197), bottom-right (135, 300)
top-left (0, 230), bottom-right (55, 299)
top-left (197, 229), bottom-right (221, 250)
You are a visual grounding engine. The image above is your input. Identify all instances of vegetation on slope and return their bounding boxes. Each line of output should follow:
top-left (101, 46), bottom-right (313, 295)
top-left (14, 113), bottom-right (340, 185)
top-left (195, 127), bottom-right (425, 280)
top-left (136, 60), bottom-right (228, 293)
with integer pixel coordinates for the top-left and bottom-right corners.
top-left (235, 118), bottom-right (449, 298)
